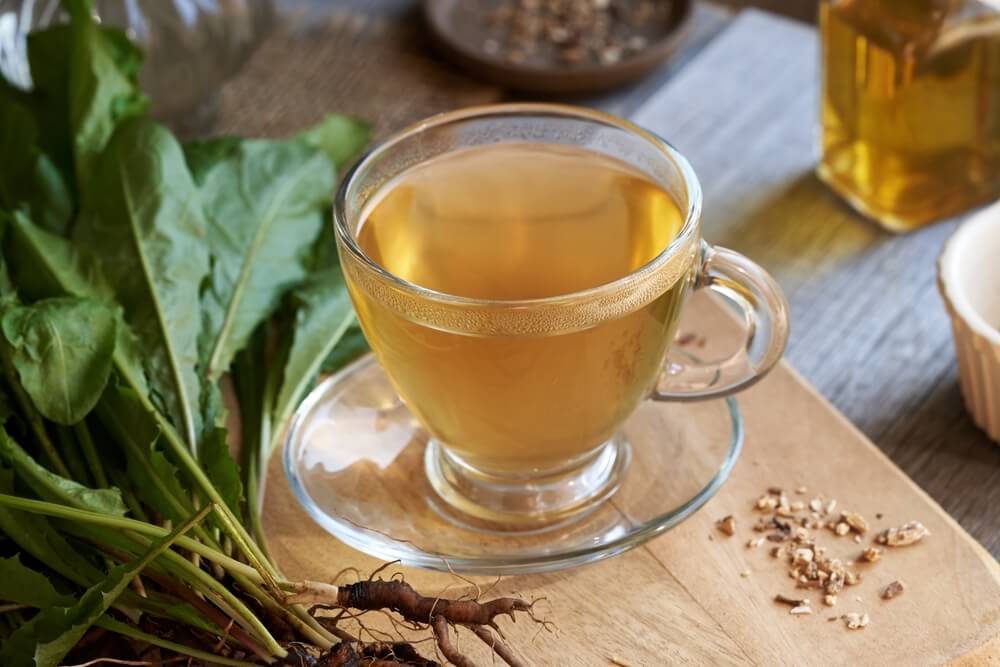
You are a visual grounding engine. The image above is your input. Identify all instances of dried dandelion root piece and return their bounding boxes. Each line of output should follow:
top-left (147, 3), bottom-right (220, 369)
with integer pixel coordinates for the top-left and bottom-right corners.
top-left (775, 493), bottom-right (795, 517)
top-left (774, 593), bottom-right (808, 607)
top-left (842, 612), bottom-right (870, 630)
top-left (779, 598), bottom-right (814, 615)
top-left (876, 521), bottom-right (930, 546)
top-left (717, 515), bottom-right (737, 536)
top-left (881, 580), bottom-right (905, 600)
top-left (840, 510), bottom-right (869, 534)
top-left (769, 517), bottom-right (793, 541)
top-left (792, 547), bottom-right (814, 565)
top-left (756, 494), bottom-right (779, 511)
top-left (825, 570), bottom-right (845, 595)
top-left (860, 547), bottom-right (882, 563)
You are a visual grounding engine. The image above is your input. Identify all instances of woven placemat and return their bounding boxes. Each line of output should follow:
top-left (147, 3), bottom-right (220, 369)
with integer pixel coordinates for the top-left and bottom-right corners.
top-left (209, 6), bottom-right (501, 141)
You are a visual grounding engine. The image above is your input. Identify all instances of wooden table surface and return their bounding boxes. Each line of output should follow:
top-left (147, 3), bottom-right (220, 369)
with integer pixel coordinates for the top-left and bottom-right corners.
top-left (268, 0), bottom-right (1000, 558)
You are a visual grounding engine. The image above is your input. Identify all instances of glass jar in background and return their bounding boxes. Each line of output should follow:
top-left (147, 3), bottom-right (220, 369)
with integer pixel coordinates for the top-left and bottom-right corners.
top-left (0, 0), bottom-right (273, 135)
top-left (818, 0), bottom-right (1000, 232)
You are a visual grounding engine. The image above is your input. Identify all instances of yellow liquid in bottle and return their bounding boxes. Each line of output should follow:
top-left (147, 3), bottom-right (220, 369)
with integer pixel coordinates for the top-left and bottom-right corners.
top-left (819, 0), bottom-right (1000, 231)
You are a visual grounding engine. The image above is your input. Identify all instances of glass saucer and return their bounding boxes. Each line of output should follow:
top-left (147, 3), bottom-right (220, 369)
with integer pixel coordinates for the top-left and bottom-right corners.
top-left (284, 354), bottom-right (743, 575)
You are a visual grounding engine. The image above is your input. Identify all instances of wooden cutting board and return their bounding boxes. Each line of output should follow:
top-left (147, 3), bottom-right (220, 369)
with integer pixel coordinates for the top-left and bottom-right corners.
top-left (244, 8), bottom-right (1000, 665)
top-left (263, 288), bottom-right (1000, 666)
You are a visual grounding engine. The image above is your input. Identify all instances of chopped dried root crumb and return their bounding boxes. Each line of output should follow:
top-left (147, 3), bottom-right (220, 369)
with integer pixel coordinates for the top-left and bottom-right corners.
top-left (860, 547), bottom-right (882, 563)
top-left (841, 510), bottom-right (869, 534)
top-left (716, 515), bottom-right (737, 537)
top-left (876, 521), bottom-right (929, 547)
top-left (842, 612), bottom-right (870, 630)
top-left (775, 505), bottom-right (795, 518)
top-left (881, 580), bottom-right (904, 600)
top-left (735, 487), bottom-right (925, 630)
top-left (774, 594), bottom-right (807, 607)
top-left (756, 494), bottom-right (779, 511)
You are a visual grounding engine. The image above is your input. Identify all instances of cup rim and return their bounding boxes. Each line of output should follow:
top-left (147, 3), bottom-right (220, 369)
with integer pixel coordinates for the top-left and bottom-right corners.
top-left (938, 201), bottom-right (1000, 347)
top-left (333, 102), bottom-right (703, 309)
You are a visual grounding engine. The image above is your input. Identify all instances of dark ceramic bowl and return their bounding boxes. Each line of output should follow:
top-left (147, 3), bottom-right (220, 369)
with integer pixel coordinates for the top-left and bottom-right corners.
top-left (423, 0), bottom-right (693, 95)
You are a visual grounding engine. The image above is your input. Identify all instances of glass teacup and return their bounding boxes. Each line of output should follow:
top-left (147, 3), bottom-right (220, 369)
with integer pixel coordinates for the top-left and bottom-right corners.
top-left (334, 104), bottom-right (789, 528)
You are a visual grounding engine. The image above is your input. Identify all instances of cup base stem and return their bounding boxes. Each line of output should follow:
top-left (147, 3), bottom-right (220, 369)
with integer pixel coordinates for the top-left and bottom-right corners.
top-left (424, 435), bottom-right (631, 533)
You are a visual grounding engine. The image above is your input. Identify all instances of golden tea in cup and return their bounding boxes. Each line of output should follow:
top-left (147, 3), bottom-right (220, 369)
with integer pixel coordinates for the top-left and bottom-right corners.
top-left (354, 143), bottom-right (690, 474)
top-left (335, 105), bottom-right (788, 526)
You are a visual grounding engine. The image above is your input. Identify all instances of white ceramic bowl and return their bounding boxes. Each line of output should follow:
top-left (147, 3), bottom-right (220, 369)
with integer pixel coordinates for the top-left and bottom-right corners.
top-left (938, 201), bottom-right (1000, 444)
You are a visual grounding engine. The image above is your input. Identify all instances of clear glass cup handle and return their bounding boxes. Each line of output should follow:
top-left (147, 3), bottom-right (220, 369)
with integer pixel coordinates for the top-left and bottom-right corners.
top-left (653, 241), bottom-right (790, 402)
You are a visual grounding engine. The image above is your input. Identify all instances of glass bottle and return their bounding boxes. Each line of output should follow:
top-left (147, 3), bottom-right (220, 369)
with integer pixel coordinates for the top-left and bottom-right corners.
top-left (818, 0), bottom-right (1000, 232)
